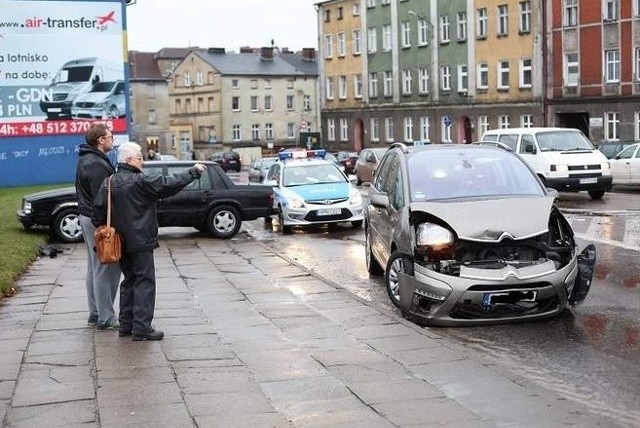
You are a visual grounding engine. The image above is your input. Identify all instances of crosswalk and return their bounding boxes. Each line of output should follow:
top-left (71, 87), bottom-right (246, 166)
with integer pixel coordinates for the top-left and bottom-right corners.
top-left (565, 213), bottom-right (640, 251)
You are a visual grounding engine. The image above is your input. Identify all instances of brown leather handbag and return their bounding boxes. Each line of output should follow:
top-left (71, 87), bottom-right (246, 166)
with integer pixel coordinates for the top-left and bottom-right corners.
top-left (94, 175), bottom-right (122, 264)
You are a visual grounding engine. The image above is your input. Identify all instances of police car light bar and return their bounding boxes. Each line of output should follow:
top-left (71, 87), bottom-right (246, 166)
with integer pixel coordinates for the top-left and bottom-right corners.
top-left (277, 149), bottom-right (327, 161)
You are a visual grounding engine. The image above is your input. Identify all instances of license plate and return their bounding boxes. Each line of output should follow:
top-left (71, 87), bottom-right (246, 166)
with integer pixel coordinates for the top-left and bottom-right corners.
top-left (48, 108), bottom-right (62, 113)
top-left (317, 208), bottom-right (341, 216)
top-left (579, 177), bottom-right (597, 184)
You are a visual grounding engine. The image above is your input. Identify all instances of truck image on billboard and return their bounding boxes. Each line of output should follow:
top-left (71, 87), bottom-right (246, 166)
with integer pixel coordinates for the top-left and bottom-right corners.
top-left (0, 0), bottom-right (129, 187)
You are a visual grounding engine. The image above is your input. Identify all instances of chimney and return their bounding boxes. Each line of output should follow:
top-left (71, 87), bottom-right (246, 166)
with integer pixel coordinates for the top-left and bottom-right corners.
top-left (281, 47), bottom-right (291, 53)
top-left (301, 48), bottom-right (316, 61)
top-left (240, 46), bottom-right (255, 53)
top-left (207, 47), bottom-right (225, 54)
top-left (260, 46), bottom-right (274, 60)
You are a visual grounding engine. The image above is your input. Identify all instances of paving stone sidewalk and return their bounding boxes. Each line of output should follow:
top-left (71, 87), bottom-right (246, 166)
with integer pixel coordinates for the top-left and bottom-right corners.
top-left (0, 234), bottom-right (621, 427)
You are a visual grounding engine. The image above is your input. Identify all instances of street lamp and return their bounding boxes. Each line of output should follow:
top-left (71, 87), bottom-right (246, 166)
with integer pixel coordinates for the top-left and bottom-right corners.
top-left (408, 10), bottom-right (438, 101)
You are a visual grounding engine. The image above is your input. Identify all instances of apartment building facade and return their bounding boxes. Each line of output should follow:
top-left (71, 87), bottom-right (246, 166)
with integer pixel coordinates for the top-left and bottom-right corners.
top-left (168, 47), bottom-right (319, 158)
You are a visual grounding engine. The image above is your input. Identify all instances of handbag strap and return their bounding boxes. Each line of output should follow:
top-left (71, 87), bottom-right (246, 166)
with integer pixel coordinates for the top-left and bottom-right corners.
top-left (106, 175), bottom-right (112, 228)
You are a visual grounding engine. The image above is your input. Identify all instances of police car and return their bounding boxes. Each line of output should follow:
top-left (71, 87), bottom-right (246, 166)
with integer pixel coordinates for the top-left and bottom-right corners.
top-left (263, 149), bottom-right (364, 233)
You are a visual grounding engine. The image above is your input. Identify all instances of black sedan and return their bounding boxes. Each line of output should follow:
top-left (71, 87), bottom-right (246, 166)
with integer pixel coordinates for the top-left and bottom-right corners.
top-left (17, 161), bottom-right (277, 243)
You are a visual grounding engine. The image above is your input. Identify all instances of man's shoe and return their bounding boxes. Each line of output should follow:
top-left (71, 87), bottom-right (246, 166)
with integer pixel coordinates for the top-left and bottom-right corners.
top-left (131, 329), bottom-right (164, 341)
top-left (96, 321), bottom-right (119, 331)
top-left (87, 314), bottom-right (98, 325)
top-left (118, 329), bottom-right (132, 337)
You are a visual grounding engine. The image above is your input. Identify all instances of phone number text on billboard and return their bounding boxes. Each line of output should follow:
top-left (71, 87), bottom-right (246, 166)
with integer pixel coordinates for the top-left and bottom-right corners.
top-left (0, 119), bottom-right (126, 137)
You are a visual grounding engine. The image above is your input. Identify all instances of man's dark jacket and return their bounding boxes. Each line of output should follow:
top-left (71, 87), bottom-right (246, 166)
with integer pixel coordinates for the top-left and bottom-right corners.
top-left (76, 144), bottom-right (115, 217)
top-left (93, 163), bottom-right (201, 253)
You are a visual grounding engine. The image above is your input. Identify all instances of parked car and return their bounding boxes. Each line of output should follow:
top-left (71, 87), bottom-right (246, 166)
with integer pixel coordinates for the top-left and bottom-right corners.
top-left (16, 161), bottom-right (278, 243)
top-left (354, 148), bottom-right (388, 185)
top-left (365, 143), bottom-right (595, 326)
top-left (596, 141), bottom-right (636, 160)
top-left (335, 151), bottom-right (359, 174)
top-left (71, 80), bottom-right (126, 119)
top-left (609, 143), bottom-right (640, 185)
top-left (248, 157), bottom-right (278, 183)
top-left (264, 149), bottom-right (363, 234)
top-left (211, 151), bottom-right (242, 172)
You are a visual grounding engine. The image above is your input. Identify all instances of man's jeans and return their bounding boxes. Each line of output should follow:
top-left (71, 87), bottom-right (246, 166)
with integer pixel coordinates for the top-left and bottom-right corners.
top-left (79, 215), bottom-right (121, 325)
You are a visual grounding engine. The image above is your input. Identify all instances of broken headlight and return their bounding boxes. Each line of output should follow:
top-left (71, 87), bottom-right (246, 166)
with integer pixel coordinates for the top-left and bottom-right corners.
top-left (415, 223), bottom-right (455, 262)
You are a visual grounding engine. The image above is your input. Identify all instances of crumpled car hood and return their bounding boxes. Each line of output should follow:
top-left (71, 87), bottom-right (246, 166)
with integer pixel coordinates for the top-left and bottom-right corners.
top-left (410, 195), bottom-right (556, 242)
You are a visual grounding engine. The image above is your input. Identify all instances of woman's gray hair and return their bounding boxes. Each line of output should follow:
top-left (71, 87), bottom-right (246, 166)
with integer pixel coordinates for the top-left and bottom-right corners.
top-left (117, 142), bottom-right (142, 163)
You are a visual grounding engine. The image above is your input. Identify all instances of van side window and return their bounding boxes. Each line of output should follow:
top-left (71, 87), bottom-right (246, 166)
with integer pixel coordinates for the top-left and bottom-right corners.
top-left (497, 134), bottom-right (518, 151)
top-left (520, 135), bottom-right (536, 154)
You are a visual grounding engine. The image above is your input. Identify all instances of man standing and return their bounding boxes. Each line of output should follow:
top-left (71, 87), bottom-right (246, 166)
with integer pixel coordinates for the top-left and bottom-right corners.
top-left (93, 142), bottom-right (206, 341)
top-left (75, 124), bottom-right (121, 330)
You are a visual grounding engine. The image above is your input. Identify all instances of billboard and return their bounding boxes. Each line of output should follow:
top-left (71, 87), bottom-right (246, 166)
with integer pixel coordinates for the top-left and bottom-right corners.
top-left (0, 0), bottom-right (129, 187)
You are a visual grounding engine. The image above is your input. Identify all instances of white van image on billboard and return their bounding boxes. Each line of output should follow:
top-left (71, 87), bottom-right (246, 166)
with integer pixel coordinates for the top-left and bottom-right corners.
top-left (39, 57), bottom-right (123, 119)
top-left (71, 80), bottom-right (125, 119)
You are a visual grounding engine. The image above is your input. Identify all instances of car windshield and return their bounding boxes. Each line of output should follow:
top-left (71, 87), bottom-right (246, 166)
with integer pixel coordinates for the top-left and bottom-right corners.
top-left (283, 163), bottom-right (346, 186)
top-left (91, 82), bottom-right (116, 92)
top-left (407, 148), bottom-right (544, 201)
top-left (537, 131), bottom-right (594, 151)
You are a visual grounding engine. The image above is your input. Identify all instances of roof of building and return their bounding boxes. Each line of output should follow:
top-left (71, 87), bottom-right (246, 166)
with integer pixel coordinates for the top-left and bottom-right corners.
top-left (128, 51), bottom-right (163, 81)
top-left (154, 47), bottom-right (196, 60)
top-left (195, 49), bottom-right (317, 77)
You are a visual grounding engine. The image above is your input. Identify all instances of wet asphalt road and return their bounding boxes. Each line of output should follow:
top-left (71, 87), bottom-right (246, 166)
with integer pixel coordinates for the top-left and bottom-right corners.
top-left (241, 187), bottom-right (640, 427)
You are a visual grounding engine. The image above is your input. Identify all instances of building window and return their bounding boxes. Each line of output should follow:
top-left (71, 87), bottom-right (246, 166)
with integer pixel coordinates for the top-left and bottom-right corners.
top-left (286, 95), bottom-right (294, 110)
top-left (477, 8), bottom-right (487, 38)
top-left (231, 79), bottom-right (239, 88)
top-left (175, 99), bottom-right (181, 114)
top-left (265, 123), bottom-right (274, 141)
top-left (384, 71), bottom-right (393, 97)
top-left (185, 98), bottom-right (191, 113)
top-left (354, 74), bottom-right (363, 98)
top-left (352, 29), bottom-right (361, 54)
top-left (183, 72), bottom-right (191, 87)
top-left (418, 19), bottom-right (429, 45)
top-left (499, 115), bottom-right (511, 129)
top-left (382, 24), bottom-right (392, 51)
top-left (441, 116), bottom-right (452, 142)
top-left (498, 60), bottom-right (510, 89)
top-left (604, 49), bottom-right (620, 83)
top-left (403, 117), bottom-right (414, 142)
top-left (401, 21), bottom-right (411, 47)
top-left (520, 114), bottom-right (533, 128)
top-left (250, 79), bottom-right (258, 89)
top-left (146, 83), bottom-right (155, 98)
top-left (457, 12), bottom-right (467, 41)
top-left (327, 118), bottom-right (336, 141)
top-left (338, 75), bottom-right (347, 99)
top-left (340, 118), bottom-right (348, 141)
top-left (326, 77), bottom-right (334, 100)
top-left (353, 3), bottom-right (360, 16)
top-left (337, 32), bottom-right (346, 57)
top-left (232, 124), bottom-right (241, 141)
top-left (497, 5), bottom-right (509, 36)
top-left (603, 0), bottom-right (618, 21)
top-left (264, 79), bottom-right (271, 89)
top-left (604, 112), bottom-right (619, 140)
top-left (519, 1), bottom-right (531, 33)
top-left (196, 70), bottom-right (204, 86)
top-left (565, 53), bottom-right (579, 86)
top-left (369, 72), bottom-right (378, 98)
top-left (287, 123), bottom-right (295, 139)
top-left (366, 0), bottom-right (375, 7)
top-left (251, 124), bottom-right (260, 141)
top-left (337, 6), bottom-right (343, 20)
top-left (418, 68), bottom-right (429, 94)
top-left (324, 9), bottom-right (330, 22)
top-left (370, 118), bottom-right (380, 142)
top-left (519, 59), bottom-right (532, 88)
top-left (635, 48), bottom-right (640, 81)
top-left (385, 117), bottom-right (394, 142)
top-left (250, 95), bottom-right (259, 111)
top-left (232, 96), bottom-right (240, 111)
top-left (564, 0), bottom-right (578, 26)
top-left (477, 62), bottom-right (489, 89)
top-left (148, 109), bottom-right (156, 125)
top-left (402, 69), bottom-right (412, 95)
top-left (264, 95), bottom-right (272, 111)
top-left (478, 115), bottom-right (489, 136)
top-left (303, 95), bottom-right (311, 110)
top-left (439, 15), bottom-right (450, 43)
top-left (458, 65), bottom-right (468, 93)
top-left (440, 65), bottom-right (451, 91)
top-left (419, 116), bottom-right (430, 142)
top-left (286, 78), bottom-right (294, 89)
top-left (324, 34), bottom-right (333, 58)
top-left (368, 28), bottom-right (377, 53)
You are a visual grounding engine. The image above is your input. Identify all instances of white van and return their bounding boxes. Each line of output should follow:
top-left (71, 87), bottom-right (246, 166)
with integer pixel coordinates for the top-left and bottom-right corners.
top-left (480, 127), bottom-right (612, 199)
top-left (39, 57), bottom-right (123, 119)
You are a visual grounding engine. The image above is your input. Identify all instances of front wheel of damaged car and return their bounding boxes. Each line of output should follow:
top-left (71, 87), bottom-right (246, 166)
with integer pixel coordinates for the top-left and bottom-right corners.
top-left (385, 251), bottom-right (414, 308)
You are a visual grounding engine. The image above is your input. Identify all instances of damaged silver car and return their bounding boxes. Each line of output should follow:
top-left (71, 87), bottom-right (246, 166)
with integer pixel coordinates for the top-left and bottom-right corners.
top-left (365, 143), bottom-right (595, 326)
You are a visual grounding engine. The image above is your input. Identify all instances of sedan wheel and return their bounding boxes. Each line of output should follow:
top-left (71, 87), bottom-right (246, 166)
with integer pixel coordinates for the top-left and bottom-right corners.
top-left (206, 205), bottom-right (241, 239)
top-left (52, 209), bottom-right (83, 243)
top-left (385, 251), bottom-right (414, 308)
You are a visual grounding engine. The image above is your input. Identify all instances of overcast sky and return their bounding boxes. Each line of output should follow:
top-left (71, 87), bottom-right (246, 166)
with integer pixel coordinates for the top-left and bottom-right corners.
top-left (125, 0), bottom-right (320, 53)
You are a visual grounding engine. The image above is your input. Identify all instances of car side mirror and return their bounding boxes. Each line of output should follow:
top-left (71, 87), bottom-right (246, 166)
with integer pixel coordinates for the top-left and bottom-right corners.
top-left (370, 192), bottom-right (390, 208)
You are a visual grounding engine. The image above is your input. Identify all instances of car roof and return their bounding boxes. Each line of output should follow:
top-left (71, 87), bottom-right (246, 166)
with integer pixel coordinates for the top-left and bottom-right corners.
top-left (482, 127), bottom-right (583, 134)
top-left (281, 158), bottom-right (333, 167)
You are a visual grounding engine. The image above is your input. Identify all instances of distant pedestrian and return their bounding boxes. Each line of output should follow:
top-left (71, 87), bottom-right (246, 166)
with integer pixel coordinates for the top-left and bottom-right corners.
top-left (75, 124), bottom-right (121, 330)
top-left (93, 142), bottom-right (206, 341)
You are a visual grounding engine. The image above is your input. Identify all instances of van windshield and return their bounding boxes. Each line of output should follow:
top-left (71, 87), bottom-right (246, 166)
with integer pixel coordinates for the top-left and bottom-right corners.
top-left (57, 66), bottom-right (93, 83)
top-left (537, 131), bottom-right (594, 151)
